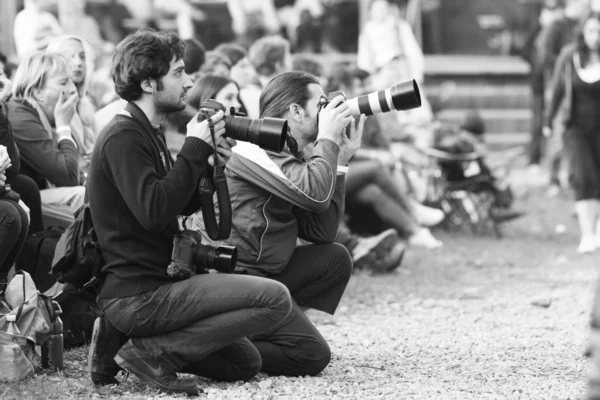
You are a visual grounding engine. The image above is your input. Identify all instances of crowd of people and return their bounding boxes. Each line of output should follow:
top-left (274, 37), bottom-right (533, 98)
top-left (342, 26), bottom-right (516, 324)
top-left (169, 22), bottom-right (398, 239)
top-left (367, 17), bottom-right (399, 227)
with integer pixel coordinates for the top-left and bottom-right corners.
top-left (3, 0), bottom-right (597, 397)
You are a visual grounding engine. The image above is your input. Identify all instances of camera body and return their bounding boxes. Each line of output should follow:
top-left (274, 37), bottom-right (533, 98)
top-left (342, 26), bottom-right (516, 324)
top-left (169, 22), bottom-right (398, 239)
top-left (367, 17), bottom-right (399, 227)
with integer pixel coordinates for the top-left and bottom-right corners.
top-left (317, 90), bottom-right (346, 111)
top-left (167, 229), bottom-right (238, 281)
top-left (198, 100), bottom-right (288, 153)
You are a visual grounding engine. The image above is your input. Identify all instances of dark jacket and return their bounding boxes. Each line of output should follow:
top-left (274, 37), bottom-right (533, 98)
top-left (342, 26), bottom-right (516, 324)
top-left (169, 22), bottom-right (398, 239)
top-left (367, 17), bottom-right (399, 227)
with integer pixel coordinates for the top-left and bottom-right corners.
top-left (0, 101), bottom-right (21, 202)
top-left (88, 102), bottom-right (213, 298)
top-left (7, 99), bottom-right (80, 189)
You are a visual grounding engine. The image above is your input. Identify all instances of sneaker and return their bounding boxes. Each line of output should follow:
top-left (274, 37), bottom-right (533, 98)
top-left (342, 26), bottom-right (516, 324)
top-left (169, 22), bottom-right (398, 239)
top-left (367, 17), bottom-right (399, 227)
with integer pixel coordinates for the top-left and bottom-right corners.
top-left (89, 316), bottom-right (129, 385)
top-left (578, 236), bottom-right (597, 254)
top-left (378, 241), bottom-right (406, 274)
top-left (352, 229), bottom-right (399, 271)
top-left (414, 203), bottom-right (445, 227)
top-left (408, 228), bottom-right (443, 249)
top-left (114, 339), bottom-right (199, 395)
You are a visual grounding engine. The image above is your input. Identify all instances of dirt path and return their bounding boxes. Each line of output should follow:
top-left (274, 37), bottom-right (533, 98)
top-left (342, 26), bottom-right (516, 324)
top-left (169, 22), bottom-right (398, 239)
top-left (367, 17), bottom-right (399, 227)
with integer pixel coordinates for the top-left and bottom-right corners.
top-left (1, 177), bottom-right (595, 400)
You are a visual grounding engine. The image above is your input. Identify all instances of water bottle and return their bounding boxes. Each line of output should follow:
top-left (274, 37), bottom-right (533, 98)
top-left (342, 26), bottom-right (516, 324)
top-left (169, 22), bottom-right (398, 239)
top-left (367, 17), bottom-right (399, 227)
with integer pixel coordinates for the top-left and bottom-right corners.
top-left (41, 307), bottom-right (64, 371)
top-left (5, 314), bottom-right (20, 335)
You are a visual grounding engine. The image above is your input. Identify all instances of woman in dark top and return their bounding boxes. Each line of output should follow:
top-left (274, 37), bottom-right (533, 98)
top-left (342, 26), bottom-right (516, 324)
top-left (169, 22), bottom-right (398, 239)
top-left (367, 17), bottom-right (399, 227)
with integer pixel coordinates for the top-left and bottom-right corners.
top-left (0, 74), bottom-right (29, 282)
top-left (546, 12), bottom-right (600, 253)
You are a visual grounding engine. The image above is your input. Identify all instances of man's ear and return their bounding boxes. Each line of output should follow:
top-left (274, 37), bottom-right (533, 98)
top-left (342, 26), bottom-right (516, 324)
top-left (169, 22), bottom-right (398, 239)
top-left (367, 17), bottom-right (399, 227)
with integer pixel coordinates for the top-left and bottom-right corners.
top-left (141, 78), bottom-right (155, 95)
top-left (288, 103), bottom-right (304, 122)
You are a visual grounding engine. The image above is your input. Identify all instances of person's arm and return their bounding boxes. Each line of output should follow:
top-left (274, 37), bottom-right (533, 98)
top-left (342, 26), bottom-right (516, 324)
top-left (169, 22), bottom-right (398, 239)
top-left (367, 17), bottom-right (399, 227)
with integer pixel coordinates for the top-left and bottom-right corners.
top-left (542, 19), bottom-right (563, 74)
top-left (10, 104), bottom-right (80, 187)
top-left (0, 103), bottom-right (19, 180)
top-left (228, 138), bottom-right (340, 213)
top-left (544, 46), bottom-right (571, 128)
top-left (292, 173), bottom-right (346, 244)
top-left (101, 131), bottom-right (213, 233)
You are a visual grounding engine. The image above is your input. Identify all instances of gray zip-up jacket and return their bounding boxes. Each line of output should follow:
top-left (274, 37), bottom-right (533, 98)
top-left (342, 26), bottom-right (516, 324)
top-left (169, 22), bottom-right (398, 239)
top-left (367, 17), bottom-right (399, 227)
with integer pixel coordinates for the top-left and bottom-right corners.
top-left (194, 138), bottom-right (346, 276)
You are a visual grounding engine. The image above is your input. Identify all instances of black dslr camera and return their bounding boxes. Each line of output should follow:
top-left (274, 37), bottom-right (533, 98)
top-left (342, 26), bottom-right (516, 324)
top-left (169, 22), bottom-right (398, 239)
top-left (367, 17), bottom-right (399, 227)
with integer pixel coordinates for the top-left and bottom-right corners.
top-left (198, 100), bottom-right (289, 153)
top-left (167, 229), bottom-right (238, 281)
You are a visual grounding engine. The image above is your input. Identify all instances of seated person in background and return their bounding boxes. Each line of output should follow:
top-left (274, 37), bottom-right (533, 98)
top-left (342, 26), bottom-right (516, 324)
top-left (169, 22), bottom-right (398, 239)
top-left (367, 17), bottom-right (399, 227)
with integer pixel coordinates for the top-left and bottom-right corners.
top-left (199, 51), bottom-right (232, 78)
top-left (87, 29), bottom-right (292, 394)
top-left (193, 71), bottom-right (363, 376)
top-left (8, 53), bottom-right (85, 225)
top-left (47, 35), bottom-right (99, 171)
top-left (326, 63), bottom-right (444, 249)
top-left (214, 42), bottom-right (258, 92)
top-left (0, 76), bottom-right (30, 286)
top-left (244, 35), bottom-right (293, 118)
top-left (162, 75), bottom-right (245, 159)
top-left (182, 38), bottom-right (206, 82)
top-left (0, 71), bottom-right (43, 235)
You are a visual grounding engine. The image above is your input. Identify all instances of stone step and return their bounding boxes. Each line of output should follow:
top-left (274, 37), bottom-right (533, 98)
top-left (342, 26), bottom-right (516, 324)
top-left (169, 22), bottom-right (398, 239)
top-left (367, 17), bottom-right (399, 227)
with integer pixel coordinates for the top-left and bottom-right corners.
top-left (424, 83), bottom-right (531, 110)
top-left (436, 108), bottom-right (531, 134)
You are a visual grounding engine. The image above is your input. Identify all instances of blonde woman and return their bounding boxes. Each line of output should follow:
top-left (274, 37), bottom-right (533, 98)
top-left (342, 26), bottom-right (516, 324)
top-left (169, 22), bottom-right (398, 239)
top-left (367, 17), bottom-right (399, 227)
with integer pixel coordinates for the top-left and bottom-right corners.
top-left (7, 53), bottom-right (85, 226)
top-left (47, 35), bottom-right (98, 159)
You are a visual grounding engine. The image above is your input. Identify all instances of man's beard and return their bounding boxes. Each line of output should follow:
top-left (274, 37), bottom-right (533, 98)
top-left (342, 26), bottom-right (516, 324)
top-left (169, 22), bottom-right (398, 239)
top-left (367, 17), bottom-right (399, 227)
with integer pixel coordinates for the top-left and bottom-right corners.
top-left (155, 95), bottom-right (186, 115)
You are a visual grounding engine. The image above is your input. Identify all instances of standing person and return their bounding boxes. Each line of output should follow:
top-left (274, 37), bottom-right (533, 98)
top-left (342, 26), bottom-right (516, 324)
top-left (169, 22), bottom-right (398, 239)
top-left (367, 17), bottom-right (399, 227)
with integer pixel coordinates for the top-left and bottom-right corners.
top-left (542, 0), bottom-right (589, 194)
top-left (545, 12), bottom-right (600, 253)
top-left (522, 0), bottom-right (565, 175)
top-left (13, 0), bottom-right (62, 59)
top-left (86, 29), bottom-right (292, 393)
top-left (193, 71), bottom-right (365, 376)
top-left (8, 53), bottom-right (85, 226)
top-left (227, 0), bottom-right (281, 47)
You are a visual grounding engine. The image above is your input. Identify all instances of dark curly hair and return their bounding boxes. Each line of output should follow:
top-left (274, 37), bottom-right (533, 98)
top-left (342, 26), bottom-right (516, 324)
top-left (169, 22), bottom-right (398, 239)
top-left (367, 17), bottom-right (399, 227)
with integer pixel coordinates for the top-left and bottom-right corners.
top-left (112, 28), bottom-right (186, 101)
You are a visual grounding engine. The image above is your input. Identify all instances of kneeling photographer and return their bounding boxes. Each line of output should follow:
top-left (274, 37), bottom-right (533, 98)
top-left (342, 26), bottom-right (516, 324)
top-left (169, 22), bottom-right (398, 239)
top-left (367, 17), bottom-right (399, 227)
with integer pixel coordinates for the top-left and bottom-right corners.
top-left (87, 29), bottom-right (292, 395)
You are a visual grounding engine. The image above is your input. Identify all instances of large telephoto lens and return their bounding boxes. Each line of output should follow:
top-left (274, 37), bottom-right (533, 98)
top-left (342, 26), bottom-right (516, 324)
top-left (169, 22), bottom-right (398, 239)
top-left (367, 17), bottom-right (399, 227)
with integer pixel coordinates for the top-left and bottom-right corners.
top-left (225, 115), bottom-right (288, 153)
top-left (345, 79), bottom-right (421, 118)
top-left (196, 243), bottom-right (238, 274)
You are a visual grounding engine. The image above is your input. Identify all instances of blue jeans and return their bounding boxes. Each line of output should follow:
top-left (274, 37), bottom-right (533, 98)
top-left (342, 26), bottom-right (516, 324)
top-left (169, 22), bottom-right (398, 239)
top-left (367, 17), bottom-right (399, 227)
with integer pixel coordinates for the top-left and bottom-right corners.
top-left (98, 273), bottom-right (292, 380)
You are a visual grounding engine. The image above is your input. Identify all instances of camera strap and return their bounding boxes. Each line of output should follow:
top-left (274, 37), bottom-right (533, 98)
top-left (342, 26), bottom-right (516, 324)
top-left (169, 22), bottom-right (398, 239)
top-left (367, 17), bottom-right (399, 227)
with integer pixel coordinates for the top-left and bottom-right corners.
top-left (199, 115), bottom-right (233, 240)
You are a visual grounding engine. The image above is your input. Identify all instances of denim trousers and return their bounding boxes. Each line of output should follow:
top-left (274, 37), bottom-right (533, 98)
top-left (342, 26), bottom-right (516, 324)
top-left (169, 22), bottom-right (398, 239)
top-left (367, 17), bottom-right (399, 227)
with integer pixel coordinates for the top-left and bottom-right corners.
top-left (250, 243), bottom-right (352, 377)
top-left (98, 273), bottom-right (292, 381)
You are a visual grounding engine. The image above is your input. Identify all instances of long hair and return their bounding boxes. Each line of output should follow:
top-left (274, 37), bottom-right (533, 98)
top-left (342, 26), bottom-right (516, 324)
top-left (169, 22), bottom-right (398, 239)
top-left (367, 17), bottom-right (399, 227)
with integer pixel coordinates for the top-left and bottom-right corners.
top-left (187, 75), bottom-right (237, 109)
top-left (259, 71), bottom-right (319, 118)
top-left (46, 35), bottom-right (97, 138)
top-left (12, 52), bottom-right (70, 137)
top-left (576, 12), bottom-right (600, 67)
top-left (111, 29), bottom-right (186, 101)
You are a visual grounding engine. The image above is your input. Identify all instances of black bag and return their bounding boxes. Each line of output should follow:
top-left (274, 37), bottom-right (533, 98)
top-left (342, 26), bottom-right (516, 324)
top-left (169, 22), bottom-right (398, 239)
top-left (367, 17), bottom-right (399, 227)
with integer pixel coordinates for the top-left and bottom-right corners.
top-left (54, 289), bottom-right (102, 349)
top-left (51, 204), bottom-right (103, 291)
top-left (16, 227), bottom-right (64, 293)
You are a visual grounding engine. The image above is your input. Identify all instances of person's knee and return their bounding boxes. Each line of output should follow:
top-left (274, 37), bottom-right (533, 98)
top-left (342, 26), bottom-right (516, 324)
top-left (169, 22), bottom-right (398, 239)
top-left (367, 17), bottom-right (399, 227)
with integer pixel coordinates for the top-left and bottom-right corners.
top-left (0, 202), bottom-right (21, 232)
top-left (263, 280), bottom-right (293, 319)
top-left (328, 242), bottom-right (353, 281)
top-left (293, 337), bottom-right (331, 376)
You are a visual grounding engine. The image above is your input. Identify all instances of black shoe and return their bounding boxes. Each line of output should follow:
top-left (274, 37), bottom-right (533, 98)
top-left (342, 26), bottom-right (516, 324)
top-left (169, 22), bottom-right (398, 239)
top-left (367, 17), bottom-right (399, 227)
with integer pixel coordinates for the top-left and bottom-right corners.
top-left (114, 339), bottom-right (199, 395)
top-left (88, 316), bottom-right (128, 385)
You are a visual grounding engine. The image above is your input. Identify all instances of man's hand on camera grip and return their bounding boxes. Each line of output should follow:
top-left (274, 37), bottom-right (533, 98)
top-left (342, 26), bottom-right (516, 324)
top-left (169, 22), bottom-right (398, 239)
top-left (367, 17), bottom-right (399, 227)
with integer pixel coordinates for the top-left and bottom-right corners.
top-left (317, 95), bottom-right (354, 143)
top-left (187, 109), bottom-right (226, 146)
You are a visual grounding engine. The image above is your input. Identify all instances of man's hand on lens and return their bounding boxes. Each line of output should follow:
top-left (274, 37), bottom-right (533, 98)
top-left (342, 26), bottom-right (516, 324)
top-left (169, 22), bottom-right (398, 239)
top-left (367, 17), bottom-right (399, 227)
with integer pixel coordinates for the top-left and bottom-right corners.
top-left (187, 110), bottom-right (226, 146)
top-left (337, 115), bottom-right (367, 166)
top-left (317, 95), bottom-right (354, 144)
top-left (208, 137), bottom-right (237, 167)
top-left (0, 73), bottom-right (13, 104)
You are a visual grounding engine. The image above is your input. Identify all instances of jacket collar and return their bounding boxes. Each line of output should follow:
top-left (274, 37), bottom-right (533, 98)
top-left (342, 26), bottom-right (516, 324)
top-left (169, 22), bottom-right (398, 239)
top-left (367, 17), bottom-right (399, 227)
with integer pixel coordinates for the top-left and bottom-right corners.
top-left (124, 101), bottom-right (158, 135)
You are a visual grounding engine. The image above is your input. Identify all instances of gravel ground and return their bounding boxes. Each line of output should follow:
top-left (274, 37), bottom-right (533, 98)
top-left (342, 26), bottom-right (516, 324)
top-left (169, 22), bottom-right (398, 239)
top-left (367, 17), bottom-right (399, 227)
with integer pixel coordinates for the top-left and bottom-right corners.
top-left (0, 170), bottom-right (595, 400)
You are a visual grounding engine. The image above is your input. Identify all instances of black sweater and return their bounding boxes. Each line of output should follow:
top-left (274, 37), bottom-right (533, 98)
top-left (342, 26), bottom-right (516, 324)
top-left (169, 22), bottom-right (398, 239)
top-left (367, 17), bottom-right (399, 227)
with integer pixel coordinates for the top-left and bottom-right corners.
top-left (0, 102), bottom-right (20, 180)
top-left (88, 102), bottom-right (213, 298)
